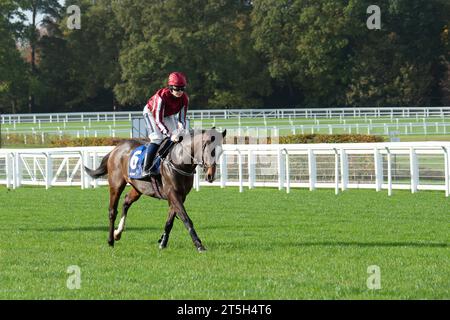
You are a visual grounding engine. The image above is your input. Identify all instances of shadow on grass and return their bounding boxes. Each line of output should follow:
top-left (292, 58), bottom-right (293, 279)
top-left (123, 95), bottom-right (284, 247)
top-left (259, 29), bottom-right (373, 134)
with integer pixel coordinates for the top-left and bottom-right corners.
top-left (210, 240), bottom-right (449, 250)
top-left (20, 226), bottom-right (161, 232)
top-left (286, 241), bottom-right (449, 248)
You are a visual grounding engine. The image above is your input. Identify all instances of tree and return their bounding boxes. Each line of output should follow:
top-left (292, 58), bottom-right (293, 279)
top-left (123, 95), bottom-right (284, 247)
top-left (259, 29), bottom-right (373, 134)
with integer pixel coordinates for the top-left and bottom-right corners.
top-left (0, 0), bottom-right (29, 113)
top-left (4, 0), bottom-right (449, 113)
top-left (251, 0), bottom-right (450, 107)
top-left (347, 0), bottom-right (450, 107)
top-left (18, 0), bottom-right (62, 112)
top-left (53, 0), bottom-right (124, 111)
top-left (32, 0), bottom-right (125, 112)
top-left (113, 0), bottom-right (271, 108)
top-left (251, 0), bottom-right (356, 106)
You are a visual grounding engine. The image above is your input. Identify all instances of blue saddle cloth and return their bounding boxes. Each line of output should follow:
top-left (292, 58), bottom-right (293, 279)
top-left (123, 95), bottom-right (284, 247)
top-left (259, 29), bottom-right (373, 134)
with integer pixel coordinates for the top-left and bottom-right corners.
top-left (128, 145), bottom-right (161, 179)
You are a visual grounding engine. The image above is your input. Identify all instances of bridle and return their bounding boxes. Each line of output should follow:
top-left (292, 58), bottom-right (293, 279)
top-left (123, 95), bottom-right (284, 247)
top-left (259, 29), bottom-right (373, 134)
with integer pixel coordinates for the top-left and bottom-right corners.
top-left (163, 139), bottom-right (216, 177)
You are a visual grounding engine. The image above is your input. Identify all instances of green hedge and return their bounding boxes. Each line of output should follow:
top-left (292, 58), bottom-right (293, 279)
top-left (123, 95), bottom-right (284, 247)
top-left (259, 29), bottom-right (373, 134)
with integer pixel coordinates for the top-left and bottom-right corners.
top-left (225, 134), bottom-right (384, 144)
top-left (49, 136), bottom-right (125, 147)
top-left (278, 134), bottom-right (385, 144)
top-left (2, 133), bottom-right (384, 148)
top-left (0, 134), bottom-right (127, 148)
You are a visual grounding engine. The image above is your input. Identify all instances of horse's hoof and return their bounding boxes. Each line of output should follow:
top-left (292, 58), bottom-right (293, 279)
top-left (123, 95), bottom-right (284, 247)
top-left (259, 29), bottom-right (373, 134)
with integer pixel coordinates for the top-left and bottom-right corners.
top-left (113, 231), bottom-right (121, 241)
top-left (108, 240), bottom-right (114, 247)
top-left (159, 243), bottom-right (167, 250)
top-left (197, 246), bottom-right (207, 253)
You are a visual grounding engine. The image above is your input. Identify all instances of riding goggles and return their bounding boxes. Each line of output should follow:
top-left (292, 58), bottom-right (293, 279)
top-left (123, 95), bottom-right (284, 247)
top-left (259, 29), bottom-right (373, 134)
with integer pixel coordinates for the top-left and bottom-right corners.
top-left (169, 86), bottom-right (186, 92)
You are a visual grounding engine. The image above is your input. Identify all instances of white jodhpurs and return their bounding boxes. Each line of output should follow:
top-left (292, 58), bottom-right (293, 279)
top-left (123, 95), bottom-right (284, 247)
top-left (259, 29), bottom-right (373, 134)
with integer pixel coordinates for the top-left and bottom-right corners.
top-left (143, 108), bottom-right (178, 144)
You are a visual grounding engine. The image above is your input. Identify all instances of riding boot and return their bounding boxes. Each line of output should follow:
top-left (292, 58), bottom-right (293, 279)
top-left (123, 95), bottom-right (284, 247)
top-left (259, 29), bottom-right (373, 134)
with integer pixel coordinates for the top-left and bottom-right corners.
top-left (159, 139), bottom-right (175, 159)
top-left (142, 143), bottom-right (160, 177)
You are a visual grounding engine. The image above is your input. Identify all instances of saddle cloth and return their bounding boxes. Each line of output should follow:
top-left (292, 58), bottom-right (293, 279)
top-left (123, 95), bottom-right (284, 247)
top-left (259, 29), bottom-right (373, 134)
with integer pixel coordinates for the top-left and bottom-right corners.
top-left (128, 139), bottom-right (173, 179)
top-left (129, 145), bottom-right (163, 179)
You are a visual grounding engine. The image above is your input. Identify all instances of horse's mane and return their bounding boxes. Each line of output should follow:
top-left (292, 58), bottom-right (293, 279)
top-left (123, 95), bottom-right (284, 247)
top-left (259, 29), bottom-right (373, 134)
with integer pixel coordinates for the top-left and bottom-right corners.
top-left (113, 128), bottom-right (219, 148)
top-left (112, 138), bottom-right (149, 147)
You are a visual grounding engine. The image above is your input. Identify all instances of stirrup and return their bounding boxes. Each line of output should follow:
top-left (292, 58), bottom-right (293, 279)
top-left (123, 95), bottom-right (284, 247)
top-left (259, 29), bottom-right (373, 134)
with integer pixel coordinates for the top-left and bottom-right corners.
top-left (142, 158), bottom-right (160, 177)
top-left (141, 169), bottom-right (152, 178)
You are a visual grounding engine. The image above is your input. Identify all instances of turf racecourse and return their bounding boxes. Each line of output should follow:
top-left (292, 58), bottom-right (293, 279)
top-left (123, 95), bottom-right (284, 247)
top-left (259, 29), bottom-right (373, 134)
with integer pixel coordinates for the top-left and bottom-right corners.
top-left (0, 186), bottom-right (448, 299)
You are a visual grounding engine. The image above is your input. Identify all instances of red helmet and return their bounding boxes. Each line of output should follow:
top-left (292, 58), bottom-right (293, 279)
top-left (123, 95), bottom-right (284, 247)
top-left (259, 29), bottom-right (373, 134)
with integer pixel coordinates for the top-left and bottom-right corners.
top-left (167, 72), bottom-right (187, 87)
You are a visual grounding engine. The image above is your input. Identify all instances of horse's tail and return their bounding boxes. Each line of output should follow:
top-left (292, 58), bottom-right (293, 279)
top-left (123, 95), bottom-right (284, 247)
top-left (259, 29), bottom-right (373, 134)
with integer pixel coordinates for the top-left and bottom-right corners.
top-left (84, 152), bottom-right (110, 179)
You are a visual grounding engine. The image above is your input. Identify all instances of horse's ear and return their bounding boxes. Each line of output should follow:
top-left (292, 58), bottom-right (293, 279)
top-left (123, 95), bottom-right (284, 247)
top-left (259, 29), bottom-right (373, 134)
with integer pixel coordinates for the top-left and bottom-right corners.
top-left (222, 129), bottom-right (227, 138)
top-left (211, 126), bottom-right (216, 130)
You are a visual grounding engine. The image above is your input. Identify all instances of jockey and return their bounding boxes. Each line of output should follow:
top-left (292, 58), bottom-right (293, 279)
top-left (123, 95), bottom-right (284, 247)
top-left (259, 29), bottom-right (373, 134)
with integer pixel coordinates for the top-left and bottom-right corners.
top-left (142, 72), bottom-right (189, 176)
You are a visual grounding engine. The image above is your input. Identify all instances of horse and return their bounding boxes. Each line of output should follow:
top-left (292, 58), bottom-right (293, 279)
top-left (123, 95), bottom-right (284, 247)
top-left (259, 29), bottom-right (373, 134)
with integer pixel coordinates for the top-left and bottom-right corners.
top-left (83, 128), bottom-right (226, 252)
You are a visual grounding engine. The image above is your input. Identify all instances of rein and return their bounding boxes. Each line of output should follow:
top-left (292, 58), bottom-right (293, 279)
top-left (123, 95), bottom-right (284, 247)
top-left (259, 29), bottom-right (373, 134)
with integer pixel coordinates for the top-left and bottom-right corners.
top-left (163, 158), bottom-right (196, 177)
top-left (163, 140), bottom-right (212, 177)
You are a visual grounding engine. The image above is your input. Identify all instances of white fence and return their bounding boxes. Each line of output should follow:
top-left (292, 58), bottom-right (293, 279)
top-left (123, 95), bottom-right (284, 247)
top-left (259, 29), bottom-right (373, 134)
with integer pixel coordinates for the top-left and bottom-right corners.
top-left (0, 142), bottom-right (449, 197)
top-left (2, 119), bottom-right (450, 144)
top-left (224, 121), bottom-right (450, 137)
top-left (2, 107), bottom-right (450, 124)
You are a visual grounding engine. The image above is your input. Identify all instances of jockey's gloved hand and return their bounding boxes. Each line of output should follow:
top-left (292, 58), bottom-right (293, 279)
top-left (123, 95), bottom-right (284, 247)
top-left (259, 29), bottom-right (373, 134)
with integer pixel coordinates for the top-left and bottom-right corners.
top-left (170, 130), bottom-right (181, 142)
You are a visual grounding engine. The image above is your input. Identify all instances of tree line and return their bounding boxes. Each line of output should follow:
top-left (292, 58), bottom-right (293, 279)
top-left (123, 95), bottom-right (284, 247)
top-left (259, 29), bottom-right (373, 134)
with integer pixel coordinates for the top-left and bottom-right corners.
top-left (0, 0), bottom-right (449, 114)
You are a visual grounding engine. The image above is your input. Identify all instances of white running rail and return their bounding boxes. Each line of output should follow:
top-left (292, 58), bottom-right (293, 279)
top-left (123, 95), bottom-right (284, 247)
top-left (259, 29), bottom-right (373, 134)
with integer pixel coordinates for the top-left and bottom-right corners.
top-left (2, 107), bottom-right (450, 124)
top-left (0, 142), bottom-right (449, 197)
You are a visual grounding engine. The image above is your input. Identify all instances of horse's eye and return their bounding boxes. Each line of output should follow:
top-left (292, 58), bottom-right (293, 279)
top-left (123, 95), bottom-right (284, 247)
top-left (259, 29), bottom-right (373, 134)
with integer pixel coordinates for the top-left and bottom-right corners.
top-left (211, 149), bottom-right (216, 157)
top-left (211, 136), bottom-right (215, 142)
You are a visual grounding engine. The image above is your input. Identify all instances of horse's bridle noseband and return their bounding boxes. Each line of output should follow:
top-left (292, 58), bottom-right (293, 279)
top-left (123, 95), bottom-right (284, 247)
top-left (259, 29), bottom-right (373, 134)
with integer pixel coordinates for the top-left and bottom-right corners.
top-left (163, 140), bottom-right (216, 177)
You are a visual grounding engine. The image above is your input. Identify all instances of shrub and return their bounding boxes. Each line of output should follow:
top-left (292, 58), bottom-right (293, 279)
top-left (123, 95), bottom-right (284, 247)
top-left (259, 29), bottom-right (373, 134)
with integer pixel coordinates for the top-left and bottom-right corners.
top-left (224, 133), bottom-right (384, 144)
top-left (2, 133), bottom-right (383, 147)
top-left (279, 134), bottom-right (385, 144)
top-left (49, 136), bottom-right (124, 147)
top-left (0, 133), bottom-right (129, 148)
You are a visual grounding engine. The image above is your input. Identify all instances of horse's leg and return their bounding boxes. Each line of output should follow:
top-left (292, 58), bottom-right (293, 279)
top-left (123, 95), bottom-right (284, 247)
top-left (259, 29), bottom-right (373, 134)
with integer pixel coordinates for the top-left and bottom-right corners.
top-left (170, 195), bottom-right (205, 252)
top-left (158, 208), bottom-right (176, 249)
top-left (114, 187), bottom-right (141, 241)
top-left (178, 209), bottom-right (206, 252)
top-left (108, 181), bottom-right (126, 247)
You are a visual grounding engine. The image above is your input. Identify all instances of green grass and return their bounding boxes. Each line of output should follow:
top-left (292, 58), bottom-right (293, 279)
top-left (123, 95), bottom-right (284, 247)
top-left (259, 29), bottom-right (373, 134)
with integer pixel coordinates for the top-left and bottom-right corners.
top-left (3, 116), bottom-right (450, 140)
top-left (398, 135), bottom-right (450, 142)
top-left (1, 117), bottom-right (450, 148)
top-left (0, 186), bottom-right (448, 299)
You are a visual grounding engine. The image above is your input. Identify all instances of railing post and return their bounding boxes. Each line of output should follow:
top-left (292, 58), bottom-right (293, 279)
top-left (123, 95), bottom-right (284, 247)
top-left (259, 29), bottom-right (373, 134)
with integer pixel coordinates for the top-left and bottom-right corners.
top-left (277, 148), bottom-right (285, 190)
top-left (248, 150), bottom-right (255, 189)
top-left (193, 168), bottom-right (198, 191)
top-left (45, 152), bottom-right (53, 189)
top-left (237, 149), bottom-right (243, 193)
top-left (282, 149), bottom-right (290, 194)
top-left (85, 150), bottom-right (94, 189)
top-left (14, 152), bottom-right (22, 189)
top-left (340, 149), bottom-right (349, 191)
top-left (79, 151), bottom-right (86, 190)
top-left (374, 148), bottom-right (383, 192)
top-left (5, 152), bottom-right (12, 189)
top-left (308, 148), bottom-right (316, 191)
top-left (11, 153), bottom-right (16, 189)
top-left (333, 148), bottom-right (339, 195)
top-left (443, 147), bottom-right (449, 198)
top-left (385, 147), bottom-right (392, 196)
top-left (220, 152), bottom-right (227, 188)
top-left (410, 147), bottom-right (419, 193)
top-left (92, 152), bottom-right (98, 188)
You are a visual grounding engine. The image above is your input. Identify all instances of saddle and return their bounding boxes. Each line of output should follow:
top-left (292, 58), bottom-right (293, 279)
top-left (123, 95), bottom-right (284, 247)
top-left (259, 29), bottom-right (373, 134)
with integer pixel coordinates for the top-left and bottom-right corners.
top-left (128, 138), bottom-right (174, 200)
top-left (128, 138), bottom-right (174, 180)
